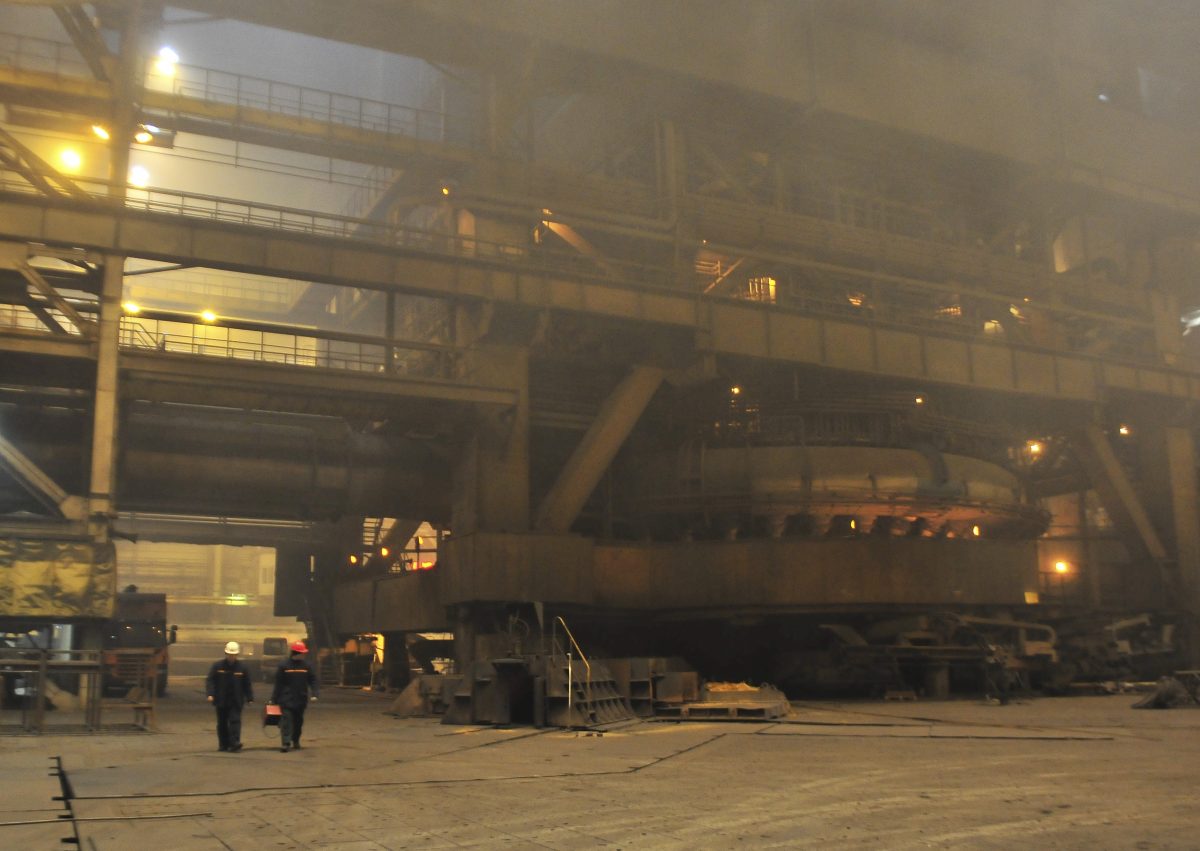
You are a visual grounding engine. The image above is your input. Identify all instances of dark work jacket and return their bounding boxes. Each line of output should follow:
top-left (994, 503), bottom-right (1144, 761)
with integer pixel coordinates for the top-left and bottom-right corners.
top-left (271, 656), bottom-right (318, 709)
top-left (206, 658), bottom-right (254, 707)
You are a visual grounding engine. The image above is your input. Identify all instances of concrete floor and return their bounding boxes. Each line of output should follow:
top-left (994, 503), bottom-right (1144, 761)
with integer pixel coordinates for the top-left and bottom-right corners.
top-left (2, 677), bottom-right (1198, 849)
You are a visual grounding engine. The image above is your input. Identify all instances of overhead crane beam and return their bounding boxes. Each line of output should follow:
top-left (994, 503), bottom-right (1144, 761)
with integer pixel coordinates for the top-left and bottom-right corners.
top-left (0, 194), bottom-right (1196, 404)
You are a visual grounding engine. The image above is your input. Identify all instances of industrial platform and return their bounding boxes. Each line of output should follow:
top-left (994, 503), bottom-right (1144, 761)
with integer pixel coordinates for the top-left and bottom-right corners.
top-left (2, 677), bottom-right (1198, 849)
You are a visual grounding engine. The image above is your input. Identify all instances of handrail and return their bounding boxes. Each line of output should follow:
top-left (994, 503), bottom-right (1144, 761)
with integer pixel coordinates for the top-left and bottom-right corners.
top-left (0, 171), bottom-right (1183, 370)
top-left (554, 616), bottom-right (592, 724)
top-left (0, 31), bottom-right (463, 145)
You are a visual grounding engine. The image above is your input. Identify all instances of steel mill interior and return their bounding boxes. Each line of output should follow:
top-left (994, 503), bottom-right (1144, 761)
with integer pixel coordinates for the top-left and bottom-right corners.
top-left (2, 0), bottom-right (1200, 734)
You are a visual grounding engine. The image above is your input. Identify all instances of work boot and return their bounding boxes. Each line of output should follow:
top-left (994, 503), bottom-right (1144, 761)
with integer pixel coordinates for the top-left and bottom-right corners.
top-left (280, 744), bottom-right (290, 752)
top-left (291, 741), bottom-right (301, 750)
top-left (229, 743), bottom-right (242, 753)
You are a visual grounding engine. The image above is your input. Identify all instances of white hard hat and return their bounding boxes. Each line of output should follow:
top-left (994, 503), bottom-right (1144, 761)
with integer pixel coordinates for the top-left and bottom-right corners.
top-left (224, 641), bottom-right (240, 655)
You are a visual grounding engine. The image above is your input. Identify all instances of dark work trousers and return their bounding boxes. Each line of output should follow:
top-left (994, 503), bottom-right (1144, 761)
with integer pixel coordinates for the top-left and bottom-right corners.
top-left (215, 704), bottom-right (243, 749)
top-left (280, 705), bottom-right (306, 746)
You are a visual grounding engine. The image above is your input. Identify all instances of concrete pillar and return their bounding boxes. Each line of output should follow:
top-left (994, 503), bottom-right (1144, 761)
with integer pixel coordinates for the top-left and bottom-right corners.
top-left (88, 256), bottom-right (123, 529)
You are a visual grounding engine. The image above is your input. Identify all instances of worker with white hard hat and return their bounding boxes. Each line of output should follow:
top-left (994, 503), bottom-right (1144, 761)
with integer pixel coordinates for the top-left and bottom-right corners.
top-left (205, 640), bottom-right (254, 752)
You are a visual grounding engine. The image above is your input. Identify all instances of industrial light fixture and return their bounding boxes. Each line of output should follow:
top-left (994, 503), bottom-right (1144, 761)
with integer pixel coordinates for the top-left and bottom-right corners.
top-left (730, 386), bottom-right (742, 396)
top-left (972, 525), bottom-right (981, 537)
top-left (91, 124), bottom-right (110, 141)
top-left (1027, 441), bottom-right (1042, 456)
top-left (122, 302), bottom-right (141, 314)
top-left (131, 123), bottom-right (176, 149)
top-left (914, 395), bottom-right (925, 405)
top-left (128, 165), bottom-right (150, 188)
top-left (153, 46), bottom-right (179, 76)
top-left (1118, 424), bottom-right (1132, 436)
top-left (440, 185), bottom-right (451, 196)
top-left (1054, 560), bottom-right (1070, 574)
top-left (200, 309), bottom-right (216, 322)
top-left (379, 546), bottom-right (390, 558)
top-left (348, 554), bottom-right (359, 566)
top-left (58, 148), bottom-right (82, 172)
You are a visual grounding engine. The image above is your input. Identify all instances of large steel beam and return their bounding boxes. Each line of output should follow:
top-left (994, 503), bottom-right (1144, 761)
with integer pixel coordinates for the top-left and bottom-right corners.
top-left (0, 431), bottom-right (85, 519)
top-left (0, 127), bottom-right (92, 200)
top-left (112, 514), bottom-right (342, 547)
top-left (52, 6), bottom-right (114, 83)
top-left (0, 196), bottom-right (1197, 404)
top-left (0, 330), bottom-right (92, 358)
top-left (534, 365), bottom-right (664, 533)
top-left (15, 261), bottom-right (96, 337)
top-left (119, 350), bottom-right (517, 412)
top-left (332, 532), bottom-right (1041, 634)
top-left (1072, 425), bottom-right (1168, 563)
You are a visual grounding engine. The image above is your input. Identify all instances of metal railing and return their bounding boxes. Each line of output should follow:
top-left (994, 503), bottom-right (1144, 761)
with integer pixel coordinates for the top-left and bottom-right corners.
top-left (117, 316), bottom-right (453, 377)
top-left (0, 648), bottom-right (102, 733)
top-left (0, 31), bottom-right (92, 79)
top-left (161, 62), bottom-right (456, 144)
top-left (552, 616), bottom-right (592, 724)
top-left (0, 31), bottom-right (463, 145)
top-left (0, 175), bottom-right (1187, 375)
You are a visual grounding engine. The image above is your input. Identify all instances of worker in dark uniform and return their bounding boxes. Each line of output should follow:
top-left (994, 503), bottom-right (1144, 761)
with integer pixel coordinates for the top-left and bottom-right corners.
top-left (205, 641), bottom-right (254, 752)
top-left (270, 640), bottom-right (318, 752)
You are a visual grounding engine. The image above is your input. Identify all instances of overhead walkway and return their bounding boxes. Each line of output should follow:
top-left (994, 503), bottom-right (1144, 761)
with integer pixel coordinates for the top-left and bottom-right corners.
top-left (0, 31), bottom-right (475, 171)
top-left (0, 174), bottom-right (1197, 405)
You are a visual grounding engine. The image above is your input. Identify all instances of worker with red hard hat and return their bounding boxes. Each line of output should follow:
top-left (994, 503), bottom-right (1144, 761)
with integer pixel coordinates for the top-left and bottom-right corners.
top-left (269, 640), bottom-right (318, 752)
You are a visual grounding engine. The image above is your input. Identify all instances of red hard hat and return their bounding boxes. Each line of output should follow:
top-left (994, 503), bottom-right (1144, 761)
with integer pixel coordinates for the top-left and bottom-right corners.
top-left (290, 641), bottom-right (308, 653)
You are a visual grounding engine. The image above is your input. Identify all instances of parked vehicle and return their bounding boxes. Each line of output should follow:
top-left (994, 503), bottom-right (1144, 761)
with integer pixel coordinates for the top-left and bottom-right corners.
top-left (101, 586), bottom-right (176, 696)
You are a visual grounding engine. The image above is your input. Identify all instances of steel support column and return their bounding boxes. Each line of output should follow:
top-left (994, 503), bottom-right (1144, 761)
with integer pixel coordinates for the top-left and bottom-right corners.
top-left (450, 341), bottom-right (530, 535)
top-left (87, 256), bottom-right (122, 528)
top-left (534, 365), bottom-right (665, 533)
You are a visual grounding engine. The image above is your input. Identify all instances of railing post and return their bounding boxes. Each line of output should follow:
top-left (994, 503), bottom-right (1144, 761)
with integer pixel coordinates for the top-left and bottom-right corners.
top-left (33, 650), bottom-right (47, 733)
